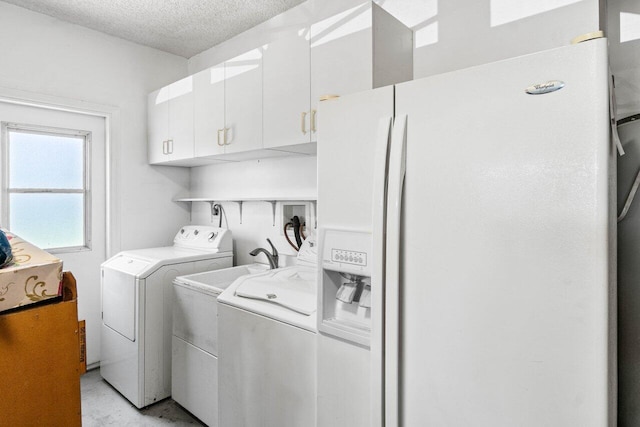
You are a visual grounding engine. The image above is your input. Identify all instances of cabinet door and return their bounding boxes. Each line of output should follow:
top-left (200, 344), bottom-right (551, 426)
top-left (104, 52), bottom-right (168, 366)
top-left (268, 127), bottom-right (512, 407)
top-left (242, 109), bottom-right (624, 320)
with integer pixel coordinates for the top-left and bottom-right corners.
top-left (310, 3), bottom-right (373, 140)
top-left (263, 28), bottom-right (311, 149)
top-left (194, 65), bottom-right (225, 157)
top-left (148, 87), bottom-right (169, 164)
top-left (167, 76), bottom-right (194, 161)
top-left (224, 49), bottom-right (263, 153)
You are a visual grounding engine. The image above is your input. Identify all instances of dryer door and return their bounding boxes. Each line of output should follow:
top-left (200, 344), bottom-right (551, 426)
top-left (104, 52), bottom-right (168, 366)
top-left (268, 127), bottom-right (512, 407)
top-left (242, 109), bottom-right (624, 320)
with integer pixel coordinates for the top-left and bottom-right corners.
top-left (102, 255), bottom-right (149, 341)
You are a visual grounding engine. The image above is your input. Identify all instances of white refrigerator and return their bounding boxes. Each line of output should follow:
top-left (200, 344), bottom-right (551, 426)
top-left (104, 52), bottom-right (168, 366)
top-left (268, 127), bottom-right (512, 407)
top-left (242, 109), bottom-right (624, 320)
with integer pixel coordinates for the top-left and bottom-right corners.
top-left (316, 38), bottom-right (615, 427)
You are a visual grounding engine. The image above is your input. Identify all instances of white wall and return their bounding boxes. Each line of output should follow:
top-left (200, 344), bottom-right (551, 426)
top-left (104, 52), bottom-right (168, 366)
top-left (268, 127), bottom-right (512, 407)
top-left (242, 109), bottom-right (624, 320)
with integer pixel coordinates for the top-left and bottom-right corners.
top-left (190, 156), bottom-right (317, 267)
top-left (0, 2), bottom-right (191, 251)
top-left (0, 2), bottom-right (189, 366)
top-left (406, 0), bottom-right (601, 78)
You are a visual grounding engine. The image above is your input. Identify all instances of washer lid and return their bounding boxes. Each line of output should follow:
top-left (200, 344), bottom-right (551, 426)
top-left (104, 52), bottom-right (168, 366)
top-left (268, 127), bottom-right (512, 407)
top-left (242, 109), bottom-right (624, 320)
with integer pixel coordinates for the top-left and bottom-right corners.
top-left (218, 265), bottom-right (317, 332)
top-left (235, 267), bottom-right (316, 315)
top-left (174, 263), bottom-right (270, 297)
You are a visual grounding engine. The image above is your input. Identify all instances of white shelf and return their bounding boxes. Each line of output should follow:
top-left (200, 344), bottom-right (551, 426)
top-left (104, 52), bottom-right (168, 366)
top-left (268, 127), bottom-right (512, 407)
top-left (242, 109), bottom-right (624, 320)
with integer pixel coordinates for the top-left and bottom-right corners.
top-left (174, 196), bottom-right (316, 203)
top-left (173, 196), bottom-right (317, 225)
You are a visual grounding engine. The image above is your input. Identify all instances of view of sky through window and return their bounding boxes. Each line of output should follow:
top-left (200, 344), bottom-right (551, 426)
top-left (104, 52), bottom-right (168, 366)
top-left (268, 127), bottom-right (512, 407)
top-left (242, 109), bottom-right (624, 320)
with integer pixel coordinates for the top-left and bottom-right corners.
top-left (7, 129), bottom-right (86, 250)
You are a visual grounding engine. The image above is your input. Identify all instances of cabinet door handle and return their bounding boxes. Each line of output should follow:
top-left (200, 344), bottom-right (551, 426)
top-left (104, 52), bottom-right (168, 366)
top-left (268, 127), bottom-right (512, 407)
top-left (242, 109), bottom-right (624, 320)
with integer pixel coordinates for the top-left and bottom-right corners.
top-left (301, 111), bottom-right (307, 135)
top-left (224, 128), bottom-right (230, 145)
top-left (217, 129), bottom-right (225, 146)
top-left (319, 94), bottom-right (340, 102)
top-left (311, 109), bottom-right (317, 133)
top-left (162, 140), bottom-right (168, 155)
top-left (167, 139), bottom-right (173, 154)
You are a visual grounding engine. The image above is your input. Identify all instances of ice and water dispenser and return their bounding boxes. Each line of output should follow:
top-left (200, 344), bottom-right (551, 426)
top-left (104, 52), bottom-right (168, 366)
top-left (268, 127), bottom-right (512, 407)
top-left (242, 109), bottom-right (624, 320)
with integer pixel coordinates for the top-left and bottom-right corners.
top-left (319, 229), bottom-right (372, 347)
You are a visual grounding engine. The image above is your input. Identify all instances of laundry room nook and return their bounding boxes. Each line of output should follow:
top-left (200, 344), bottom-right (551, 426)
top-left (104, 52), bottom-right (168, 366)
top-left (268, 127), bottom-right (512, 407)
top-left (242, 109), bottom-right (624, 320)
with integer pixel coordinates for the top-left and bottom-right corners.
top-left (0, 0), bottom-right (639, 426)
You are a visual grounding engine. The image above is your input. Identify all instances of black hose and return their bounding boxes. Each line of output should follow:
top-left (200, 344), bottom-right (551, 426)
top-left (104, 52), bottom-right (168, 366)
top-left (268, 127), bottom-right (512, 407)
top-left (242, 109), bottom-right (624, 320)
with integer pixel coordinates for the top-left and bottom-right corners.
top-left (292, 216), bottom-right (303, 248)
top-left (284, 222), bottom-right (299, 251)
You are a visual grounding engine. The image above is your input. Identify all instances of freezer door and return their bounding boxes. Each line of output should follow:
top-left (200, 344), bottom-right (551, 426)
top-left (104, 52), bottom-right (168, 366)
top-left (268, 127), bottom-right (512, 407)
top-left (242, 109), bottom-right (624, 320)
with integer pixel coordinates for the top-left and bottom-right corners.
top-left (317, 85), bottom-right (394, 427)
top-left (391, 39), bottom-right (614, 426)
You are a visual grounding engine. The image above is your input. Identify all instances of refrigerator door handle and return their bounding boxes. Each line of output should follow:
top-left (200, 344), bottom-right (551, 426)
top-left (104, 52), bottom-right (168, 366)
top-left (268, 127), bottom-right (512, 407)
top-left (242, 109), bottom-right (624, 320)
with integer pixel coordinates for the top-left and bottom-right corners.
top-left (371, 115), bottom-right (393, 427)
top-left (384, 114), bottom-right (407, 427)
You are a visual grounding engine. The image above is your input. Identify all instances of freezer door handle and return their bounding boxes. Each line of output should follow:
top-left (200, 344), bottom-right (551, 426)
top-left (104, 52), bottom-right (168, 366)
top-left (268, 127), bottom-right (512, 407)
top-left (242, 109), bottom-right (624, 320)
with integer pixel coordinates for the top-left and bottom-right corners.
top-left (384, 114), bottom-right (407, 427)
top-left (371, 115), bottom-right (393, 427)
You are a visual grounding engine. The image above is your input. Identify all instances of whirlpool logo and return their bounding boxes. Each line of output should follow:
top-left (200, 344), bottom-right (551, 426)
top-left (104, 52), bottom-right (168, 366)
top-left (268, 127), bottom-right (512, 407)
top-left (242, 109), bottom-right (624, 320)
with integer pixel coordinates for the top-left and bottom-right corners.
top-left (525, 80), bottom-right (565, 95)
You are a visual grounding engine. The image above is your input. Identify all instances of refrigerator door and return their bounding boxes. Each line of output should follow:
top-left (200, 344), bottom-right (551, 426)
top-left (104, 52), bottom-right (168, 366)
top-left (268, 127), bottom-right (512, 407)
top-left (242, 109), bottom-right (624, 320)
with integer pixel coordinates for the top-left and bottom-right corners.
top-left (391, 39), bottom-right (614, 426)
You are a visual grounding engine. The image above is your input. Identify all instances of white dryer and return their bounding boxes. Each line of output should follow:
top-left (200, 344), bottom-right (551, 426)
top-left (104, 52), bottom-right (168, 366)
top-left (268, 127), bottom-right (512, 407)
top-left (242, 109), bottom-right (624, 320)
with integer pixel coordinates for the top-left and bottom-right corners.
top-left (217, 237), bottom-right (317, 427)
top-left (100, 225), bottom-right (233, 408)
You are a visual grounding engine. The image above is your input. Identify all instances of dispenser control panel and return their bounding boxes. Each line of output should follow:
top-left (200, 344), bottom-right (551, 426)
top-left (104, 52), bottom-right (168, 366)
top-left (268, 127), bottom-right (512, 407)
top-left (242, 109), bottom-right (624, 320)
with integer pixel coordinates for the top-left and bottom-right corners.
top-left (331, 249), bottom-right (367, 267)
top-left (321, 228), bottom-right (372, 276)
top-left (319, 227), bottom-right (372, 347)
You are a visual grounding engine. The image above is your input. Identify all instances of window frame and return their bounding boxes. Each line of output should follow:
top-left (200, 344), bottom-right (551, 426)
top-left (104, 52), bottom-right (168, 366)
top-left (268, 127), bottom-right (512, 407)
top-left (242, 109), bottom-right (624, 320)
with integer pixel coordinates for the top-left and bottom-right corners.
top-left (1, 122), bottom-right (92, 253)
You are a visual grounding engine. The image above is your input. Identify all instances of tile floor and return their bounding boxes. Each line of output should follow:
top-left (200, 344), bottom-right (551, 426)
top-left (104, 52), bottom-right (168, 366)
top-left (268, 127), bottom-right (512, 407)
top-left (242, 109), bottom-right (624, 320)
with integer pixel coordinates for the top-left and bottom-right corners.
top-left (81, 369), bottom-right (205, 426)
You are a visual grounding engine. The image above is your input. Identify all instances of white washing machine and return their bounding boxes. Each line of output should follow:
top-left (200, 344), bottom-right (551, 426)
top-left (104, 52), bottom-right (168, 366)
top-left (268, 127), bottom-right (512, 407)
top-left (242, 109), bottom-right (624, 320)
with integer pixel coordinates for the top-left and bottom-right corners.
top-left (100, 225), bottom-right (233, 408)
top-left (171, 263), bottom-right (269, 427)
top-left (217, 237), bottom-right (317, 427)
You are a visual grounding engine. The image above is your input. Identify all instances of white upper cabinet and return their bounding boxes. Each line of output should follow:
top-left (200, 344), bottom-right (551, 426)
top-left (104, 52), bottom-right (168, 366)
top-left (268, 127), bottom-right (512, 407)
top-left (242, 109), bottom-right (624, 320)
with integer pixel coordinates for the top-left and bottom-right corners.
top-left (168, 77), bottom-right (195, 160)
top-left (147, 1), bottom-right (412, 166)
top-left (264, 1), bottom-right (412, 150)
top-left (263, 27), bottom-right (311, 149)
top-left (310, 3), bottom-right (373, 117)
top-left (148, 87), bottom-right (169, 164)
top-left (193, 51), bottom-right (263, 160)
top-left (309, 2), bottom-right (413, 140)
top-left (194, 64), bottom-right (225, 158)
top-left (148, 76), bottom-right (194, 165)
top-left (223, 49), bottom-right (263, 154)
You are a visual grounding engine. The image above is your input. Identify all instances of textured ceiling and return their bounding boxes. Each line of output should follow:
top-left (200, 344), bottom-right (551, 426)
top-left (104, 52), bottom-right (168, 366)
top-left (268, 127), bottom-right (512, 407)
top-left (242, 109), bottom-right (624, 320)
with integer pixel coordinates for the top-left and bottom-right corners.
top-left (1, 0), bottom-right (306, 58)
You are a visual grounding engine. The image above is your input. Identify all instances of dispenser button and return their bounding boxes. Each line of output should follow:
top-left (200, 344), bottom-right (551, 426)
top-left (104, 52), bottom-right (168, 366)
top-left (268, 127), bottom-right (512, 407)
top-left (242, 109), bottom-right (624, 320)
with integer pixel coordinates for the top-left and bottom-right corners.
top-left (331, 249), bottom-right (367, 266)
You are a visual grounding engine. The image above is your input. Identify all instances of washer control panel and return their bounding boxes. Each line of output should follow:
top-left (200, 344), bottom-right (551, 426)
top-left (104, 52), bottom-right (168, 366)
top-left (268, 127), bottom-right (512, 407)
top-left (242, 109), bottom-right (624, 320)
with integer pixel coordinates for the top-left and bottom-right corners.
top-left (173, 225), bottom-right (232, 252)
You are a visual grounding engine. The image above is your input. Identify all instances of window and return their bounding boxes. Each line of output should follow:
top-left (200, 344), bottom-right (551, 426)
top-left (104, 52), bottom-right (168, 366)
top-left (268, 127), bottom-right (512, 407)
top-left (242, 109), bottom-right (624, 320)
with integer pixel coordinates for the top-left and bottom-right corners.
top-left (2, 123), bottom-right (91, 252)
